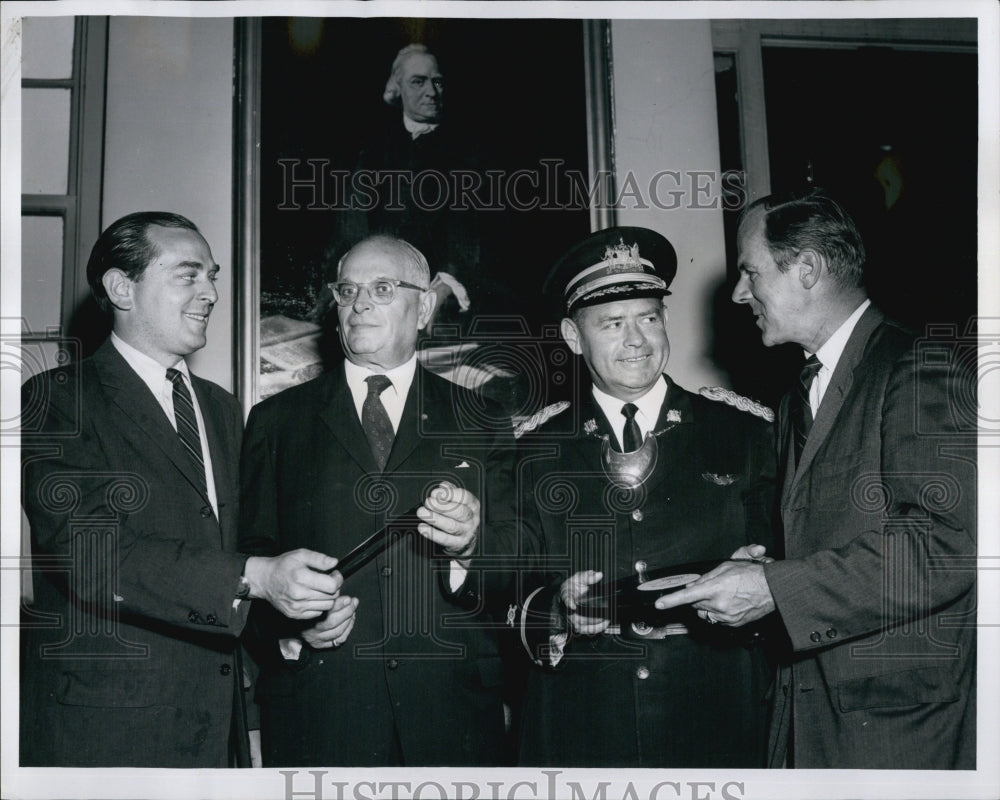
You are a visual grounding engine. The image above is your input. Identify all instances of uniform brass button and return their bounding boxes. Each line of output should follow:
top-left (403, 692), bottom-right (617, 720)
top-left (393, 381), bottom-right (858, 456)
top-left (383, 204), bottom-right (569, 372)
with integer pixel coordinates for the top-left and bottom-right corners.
top-left (631, 508), bottom-right (644, 522)
top-left (809, 631), bottom-right (822, 643)
top-left (387, 659), bottom-right (399, 670)
top-left (200, 506), bottom-right (213, 518)
top-left (188, 611), bottom-right (200, 623)
top-left (381, 566), bottom-right (392, 578)
top-left (636, 666), bottom-right (650, 680)
top-left (219, 663), bottom-right (232, 676)
top-left (205, 613), bottom-right (217, 625)
top-left (826, 629), bottom-right (838, 639)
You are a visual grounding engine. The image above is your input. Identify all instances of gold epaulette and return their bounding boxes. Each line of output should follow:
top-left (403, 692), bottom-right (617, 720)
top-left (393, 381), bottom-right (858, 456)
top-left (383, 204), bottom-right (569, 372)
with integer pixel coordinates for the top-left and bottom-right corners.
top-left (513, 401), bottom-right (571, 439)
top-left (699, 386), bottom-right (775, 422)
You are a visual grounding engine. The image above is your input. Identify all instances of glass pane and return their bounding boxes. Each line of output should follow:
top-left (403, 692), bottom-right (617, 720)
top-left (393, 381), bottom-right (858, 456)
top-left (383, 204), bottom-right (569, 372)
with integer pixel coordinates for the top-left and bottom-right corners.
top-left (21, 215), bottom-right (65, 334)
top-left (22, 87), bottom-right (71, 194)
top-left (22, 17), bottom-right (75, 79)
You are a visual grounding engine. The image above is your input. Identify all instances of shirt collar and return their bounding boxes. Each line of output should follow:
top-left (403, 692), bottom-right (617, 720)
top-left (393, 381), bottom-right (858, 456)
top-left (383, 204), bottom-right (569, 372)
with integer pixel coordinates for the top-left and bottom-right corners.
top-left (402, 113), bottom-right (439, 139)
top-left (811, 298), bottom-right (871, 374)
top-left (110, 331), bottom-right (189, 385)
top-left (591, 375), bottom-right (668, 432)
top-left (343, 354), bottom-right (418, 400)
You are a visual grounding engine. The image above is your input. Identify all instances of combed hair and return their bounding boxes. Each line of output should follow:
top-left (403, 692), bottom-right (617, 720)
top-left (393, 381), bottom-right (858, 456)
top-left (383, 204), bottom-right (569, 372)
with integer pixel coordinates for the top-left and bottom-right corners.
top-left (383, 43), bottom-right (432, 106)
top-left (740, 189), bottom-right (866, 288)
top-left (87, 211), bottom-right (200, 313)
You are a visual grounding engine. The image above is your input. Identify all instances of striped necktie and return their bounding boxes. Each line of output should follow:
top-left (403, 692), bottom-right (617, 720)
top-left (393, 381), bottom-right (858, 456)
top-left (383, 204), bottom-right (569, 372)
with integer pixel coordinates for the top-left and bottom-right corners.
top-left (166, 368), bottom-right (207, 495)
top-left (790, 355), bottom-right (823, 468)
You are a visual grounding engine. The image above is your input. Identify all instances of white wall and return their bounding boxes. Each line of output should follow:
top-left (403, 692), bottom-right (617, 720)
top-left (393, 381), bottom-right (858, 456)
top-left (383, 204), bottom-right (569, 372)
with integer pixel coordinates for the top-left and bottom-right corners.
top-left (611, 19), bottom-right (728, 392)
top-left (103, 16), bottom-right (234, 389)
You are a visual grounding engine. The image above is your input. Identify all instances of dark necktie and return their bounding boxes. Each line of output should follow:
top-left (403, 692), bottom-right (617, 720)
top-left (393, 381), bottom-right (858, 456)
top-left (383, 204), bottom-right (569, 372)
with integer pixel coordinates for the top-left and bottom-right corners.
top-left (363, 375), bottom-right (395, 471)
top-left (790, 355), bottom-right (823, 468)
top-left (166, 368), bottom-right (207, 495)
top-left (621, 402), bottom-right (642, 452)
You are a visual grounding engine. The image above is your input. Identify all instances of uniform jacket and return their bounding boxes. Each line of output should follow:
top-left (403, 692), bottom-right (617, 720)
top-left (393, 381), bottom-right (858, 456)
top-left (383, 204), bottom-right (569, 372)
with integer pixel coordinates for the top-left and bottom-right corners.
top-left (764, 306), bottom-right (977, 768)
top-left (20, 339), bottom-right (247, 767)
top-left (515, 376), bottom-right (778, 767)
top-left (238, 364), bottom-right (522, 766)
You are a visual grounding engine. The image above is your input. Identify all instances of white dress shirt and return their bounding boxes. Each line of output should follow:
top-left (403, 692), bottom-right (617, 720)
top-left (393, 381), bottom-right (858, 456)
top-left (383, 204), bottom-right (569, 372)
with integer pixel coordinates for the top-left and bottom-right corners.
top-left (808, 299), bottom-right (871, 415)
top-left (343, 355), bottom-right (418, 433)
top-left (110, 332), bottom-right (218, 516)
top-left (591, 375), bottom-right (668, 450)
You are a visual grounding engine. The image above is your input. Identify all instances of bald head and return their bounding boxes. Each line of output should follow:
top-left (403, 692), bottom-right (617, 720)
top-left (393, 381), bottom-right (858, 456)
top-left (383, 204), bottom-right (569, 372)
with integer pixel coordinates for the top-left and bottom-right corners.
top-left (337, 235), bottom-right (430, 287)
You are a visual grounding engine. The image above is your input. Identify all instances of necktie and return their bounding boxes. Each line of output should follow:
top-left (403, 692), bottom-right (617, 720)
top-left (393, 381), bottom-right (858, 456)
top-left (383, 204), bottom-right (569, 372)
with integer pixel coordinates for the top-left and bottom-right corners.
top-left (621, 402), bottom-right (642, 452)
top-left (166, 368), bottom-right (207, 495)
top-left (790, 355), bottom-right (823, 468)
top-left (363, 375), bottom-right (395, 471)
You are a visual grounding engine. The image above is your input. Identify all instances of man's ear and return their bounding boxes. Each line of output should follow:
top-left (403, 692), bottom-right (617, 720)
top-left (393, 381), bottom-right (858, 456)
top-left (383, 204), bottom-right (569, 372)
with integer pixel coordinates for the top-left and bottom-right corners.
top-left (102, 269), bottom-right (134, 311)
top-left (560, 317), bottom-right (583, 355)
top-left (415, 286), bottom-right (438, 331)
top-left (797, 249), bottom-right (826, 290)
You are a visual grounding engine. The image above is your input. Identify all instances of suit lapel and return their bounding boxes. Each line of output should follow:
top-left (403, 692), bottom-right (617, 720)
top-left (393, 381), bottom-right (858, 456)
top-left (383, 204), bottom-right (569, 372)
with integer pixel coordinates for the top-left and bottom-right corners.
top-left (384, 367), bottom-right (425, 473)
top-left (192, 377), bottom-right (233, 536)
top-left (790, 305), bottom-right (885, 492)
top-left (317, 366), bottom-right (380, 474)
top-left (93, 341), bottom-right (210, 501)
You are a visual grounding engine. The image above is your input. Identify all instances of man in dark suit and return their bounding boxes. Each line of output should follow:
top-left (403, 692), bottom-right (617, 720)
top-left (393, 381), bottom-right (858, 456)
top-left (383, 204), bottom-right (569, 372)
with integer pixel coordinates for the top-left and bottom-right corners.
top-left (513, 227), bottom-right (777, 767)
top-left (20, 212), bottom-right (348, 767)
top-left (239, 234), bottom-right (521, 766)
top-left (657, 190), bottom-right (976, 769)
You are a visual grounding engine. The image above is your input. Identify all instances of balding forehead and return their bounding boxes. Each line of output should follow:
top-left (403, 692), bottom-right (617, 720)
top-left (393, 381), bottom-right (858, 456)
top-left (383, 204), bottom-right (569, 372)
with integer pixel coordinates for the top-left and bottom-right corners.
top-left (340, 237), bottom-right (428, 284)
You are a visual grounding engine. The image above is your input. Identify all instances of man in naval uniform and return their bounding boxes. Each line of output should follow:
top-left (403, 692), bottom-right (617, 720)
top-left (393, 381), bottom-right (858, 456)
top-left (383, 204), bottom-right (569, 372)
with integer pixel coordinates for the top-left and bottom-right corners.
top-left (513, 226), bottom-right (778, 767)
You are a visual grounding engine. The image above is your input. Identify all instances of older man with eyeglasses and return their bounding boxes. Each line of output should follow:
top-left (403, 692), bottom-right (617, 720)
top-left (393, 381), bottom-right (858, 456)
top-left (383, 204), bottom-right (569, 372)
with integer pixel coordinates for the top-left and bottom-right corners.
top-left (238, 234), bottom-right (524, 766)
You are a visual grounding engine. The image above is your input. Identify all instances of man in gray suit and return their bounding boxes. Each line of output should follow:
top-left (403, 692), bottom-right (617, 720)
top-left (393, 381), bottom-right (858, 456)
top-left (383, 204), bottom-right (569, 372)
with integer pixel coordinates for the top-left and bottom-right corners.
top-left (21, 211), bottom-right (351, 766)
top-left (657, 189), bottom-right (976, 769)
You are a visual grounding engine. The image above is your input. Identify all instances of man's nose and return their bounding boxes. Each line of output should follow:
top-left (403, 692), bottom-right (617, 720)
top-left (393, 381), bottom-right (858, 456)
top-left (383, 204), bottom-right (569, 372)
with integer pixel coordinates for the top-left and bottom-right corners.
top-left (352, 285), bottom-right (374, 311)
top-left (623, 321), bottom-right (646, 347)
top-left (198, 276), bottom-right (218, 305)
top-left (732, 273), bottom-right (751, 304)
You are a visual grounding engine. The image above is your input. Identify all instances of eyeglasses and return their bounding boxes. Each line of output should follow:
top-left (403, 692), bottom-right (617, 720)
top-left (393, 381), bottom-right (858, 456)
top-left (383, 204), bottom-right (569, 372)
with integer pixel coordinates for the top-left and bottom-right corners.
top-left (328, 279), bottom-right (428, 306)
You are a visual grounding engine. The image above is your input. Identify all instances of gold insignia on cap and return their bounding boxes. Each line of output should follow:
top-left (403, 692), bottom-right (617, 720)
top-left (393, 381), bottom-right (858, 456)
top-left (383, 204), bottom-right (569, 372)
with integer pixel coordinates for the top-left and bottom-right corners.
top-left (603, 239), bottom-right (643, 272)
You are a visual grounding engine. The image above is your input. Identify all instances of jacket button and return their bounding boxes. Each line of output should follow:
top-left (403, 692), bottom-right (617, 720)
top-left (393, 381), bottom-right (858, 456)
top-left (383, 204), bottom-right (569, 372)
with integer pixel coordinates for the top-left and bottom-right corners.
top-left (809, 631), bottom-right (822, 643)
top-left (206, 613), bottom-right (217, 625)
top-left (219, 663), bottom-right (232, 676)
top-left (200, 506), bottom-right (213, 518)
top-left (826, 629), bottom-right (837, 639)
top-left (631, 509), bottom-right (644, 522)
top-left (188, 611), bottom-right (200, 623)
top-left (381, 566), bottom-right (392, 577)
top-left (387, 659), bottom-right (399, 670)
top-left (636, 666), bottom-right (650, 680)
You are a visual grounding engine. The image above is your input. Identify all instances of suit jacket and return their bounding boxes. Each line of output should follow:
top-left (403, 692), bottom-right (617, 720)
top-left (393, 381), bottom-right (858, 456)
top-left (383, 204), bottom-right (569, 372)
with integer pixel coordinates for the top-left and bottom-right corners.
top-left (514, 377), bottom-right (778, 767)
top-left (20, 339), bottom-right (247, 767)
top-left (764, 306), bottom-right (977, 768)
top-left (238, 364), bottom-right (522, 766)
